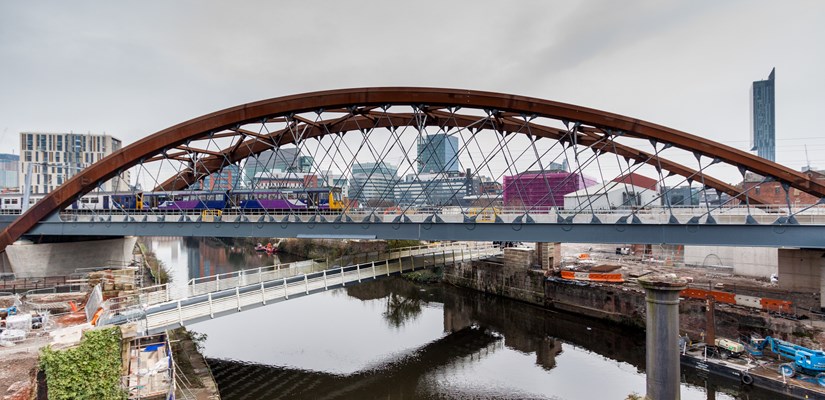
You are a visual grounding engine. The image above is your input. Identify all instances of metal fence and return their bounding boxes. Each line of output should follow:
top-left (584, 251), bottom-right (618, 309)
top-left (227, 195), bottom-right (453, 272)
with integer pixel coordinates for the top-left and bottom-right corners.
top-left (140, 243), bottom-right (500, 333)
top-left (84, 284), bottom-right (103, 322)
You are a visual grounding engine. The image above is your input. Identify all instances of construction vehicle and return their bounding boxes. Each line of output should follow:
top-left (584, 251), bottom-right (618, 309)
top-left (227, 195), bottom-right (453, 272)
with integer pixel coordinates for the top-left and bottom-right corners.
top-left (745, 335), bottom-right (825, 384)
top-left (714, 338), bottom-right (744, 358)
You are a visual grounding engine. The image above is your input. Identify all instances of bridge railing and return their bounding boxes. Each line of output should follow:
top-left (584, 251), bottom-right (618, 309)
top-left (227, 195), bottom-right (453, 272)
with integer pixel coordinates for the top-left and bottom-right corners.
top-left (54, 204), bottom-right (825, 226)
top-left (186, 259), bottom-right (326, 297)
top-left (96, 284), bottom-right (171, 325)
top-left (185, 242), bottom-right (492, 297)
top-left (136, 243), bottom-right (501, 333)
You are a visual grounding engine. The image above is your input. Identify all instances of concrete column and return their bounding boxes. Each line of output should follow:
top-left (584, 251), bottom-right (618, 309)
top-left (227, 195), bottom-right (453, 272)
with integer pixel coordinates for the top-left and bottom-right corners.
top-left (639, 275), bottom-right (687, 400)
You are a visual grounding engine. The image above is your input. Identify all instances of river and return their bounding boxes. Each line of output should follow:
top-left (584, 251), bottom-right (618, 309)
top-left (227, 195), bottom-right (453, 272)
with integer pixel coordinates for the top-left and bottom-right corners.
top-left (145, 237), bottom-right (784, 400)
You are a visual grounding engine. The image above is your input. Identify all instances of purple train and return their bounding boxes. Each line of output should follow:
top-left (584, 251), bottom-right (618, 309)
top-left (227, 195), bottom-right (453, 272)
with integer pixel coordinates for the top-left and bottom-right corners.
top-left (142, 188), bottom-right (345, 211)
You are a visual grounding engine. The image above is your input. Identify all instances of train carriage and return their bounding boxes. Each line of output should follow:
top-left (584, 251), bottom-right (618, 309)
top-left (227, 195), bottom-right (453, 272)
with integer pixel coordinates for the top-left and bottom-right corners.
top-left (3, 186), bottom-right (345, 214)
top-left (151, 191), bottom-right (228, 211)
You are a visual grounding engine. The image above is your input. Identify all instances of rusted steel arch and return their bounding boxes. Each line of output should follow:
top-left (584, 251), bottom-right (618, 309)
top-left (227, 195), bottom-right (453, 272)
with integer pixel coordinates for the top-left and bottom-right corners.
top-left (1, 87), bottom-right (821, 253)
top-left (153, 109), bottom-right (769, 205)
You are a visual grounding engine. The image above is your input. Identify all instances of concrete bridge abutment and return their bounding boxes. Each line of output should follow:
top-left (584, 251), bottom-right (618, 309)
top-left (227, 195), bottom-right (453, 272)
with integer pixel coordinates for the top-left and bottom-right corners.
top-left (5, 236), bottom-right (137, 278)
top-left (777, 248), bottom-right (825, 309)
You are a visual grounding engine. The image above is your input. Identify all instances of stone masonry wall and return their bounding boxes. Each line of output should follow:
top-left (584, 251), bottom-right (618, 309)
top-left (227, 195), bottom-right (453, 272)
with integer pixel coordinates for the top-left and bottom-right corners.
top-left (535, 242), bottom-right (561, 270)
top-left (443, 260), bottom-right (545, 306)
top-left (502, 247), bottom-right (536, 269)
top-left (446, 259), bottom-right (822, 347)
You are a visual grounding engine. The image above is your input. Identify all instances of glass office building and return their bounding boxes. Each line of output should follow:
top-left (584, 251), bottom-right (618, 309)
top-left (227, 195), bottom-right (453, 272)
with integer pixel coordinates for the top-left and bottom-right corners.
top-left (751, 68), bottom-right (776, 162)
top-left (417, 134), bottom-right (459, 174)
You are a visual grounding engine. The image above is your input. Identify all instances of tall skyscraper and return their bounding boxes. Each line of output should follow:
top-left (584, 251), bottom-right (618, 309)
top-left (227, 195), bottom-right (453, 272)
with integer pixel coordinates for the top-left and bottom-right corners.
top-left (417, 134), bottom-right (459, 174)
top-left (19, 132), bottom-right (129, 194)
top-left (751, 68), bottom-right (776, 162)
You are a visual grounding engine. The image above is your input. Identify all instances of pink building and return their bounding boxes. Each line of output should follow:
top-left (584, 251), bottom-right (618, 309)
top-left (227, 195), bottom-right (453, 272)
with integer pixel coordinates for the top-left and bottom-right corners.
top-left (503, 171), bottom-right (597, 209)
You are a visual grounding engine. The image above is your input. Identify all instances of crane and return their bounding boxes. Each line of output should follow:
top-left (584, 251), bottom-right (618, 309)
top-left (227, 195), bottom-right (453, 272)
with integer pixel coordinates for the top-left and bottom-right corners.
top-left (746, 335), bottom-right (825, 385)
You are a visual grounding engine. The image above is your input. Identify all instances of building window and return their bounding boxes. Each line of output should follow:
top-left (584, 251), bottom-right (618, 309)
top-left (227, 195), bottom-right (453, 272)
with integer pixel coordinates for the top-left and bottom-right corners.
top-left (26, 134), bottom-right (33, 150)
top-left (774, 187), bottom-right (780, 195)
top-left (754, 186), bottom-right (760, 195)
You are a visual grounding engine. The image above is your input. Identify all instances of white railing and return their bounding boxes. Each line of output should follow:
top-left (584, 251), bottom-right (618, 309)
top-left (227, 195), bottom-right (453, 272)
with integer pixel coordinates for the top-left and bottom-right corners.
top-left (137, 243), bottom-right (499, 333)
top-left (96, 284), bottom-right (171, 326)
top-left (56, 204), bottom-right (825, 226)
top-left (186, 259), bottom-right (326, 297)
top-left (185, 242), bottom-right (490, 297)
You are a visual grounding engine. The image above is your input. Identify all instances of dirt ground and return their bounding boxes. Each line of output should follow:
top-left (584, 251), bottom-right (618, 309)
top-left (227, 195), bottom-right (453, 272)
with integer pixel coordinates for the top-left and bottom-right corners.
top-left (0, 335), bottom-right (49, 400)
top-left (561, 243), bottom-right (781, 288)
top-left (0, 294), bottom-right (88, 400)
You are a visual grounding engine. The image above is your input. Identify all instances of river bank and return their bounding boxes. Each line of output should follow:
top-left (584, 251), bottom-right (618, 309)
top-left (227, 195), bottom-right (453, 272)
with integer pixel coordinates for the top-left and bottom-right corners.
top-left (442, 254), bottom-right (825, 359)
top-left (143, 237), bottom-right (818, 399)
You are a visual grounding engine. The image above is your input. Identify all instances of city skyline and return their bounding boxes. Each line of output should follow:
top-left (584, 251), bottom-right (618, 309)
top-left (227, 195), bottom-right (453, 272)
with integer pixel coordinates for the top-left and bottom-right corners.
top-left (1, 2), bottom-right (824, 181)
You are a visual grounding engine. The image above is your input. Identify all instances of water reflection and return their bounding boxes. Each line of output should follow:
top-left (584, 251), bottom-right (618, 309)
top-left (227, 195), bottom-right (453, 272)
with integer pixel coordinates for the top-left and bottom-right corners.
top-left (144, 237), bottom-right (784, 399)
top-left (143, 237), bottom-right (300, 296)
top-left (197, 277), bottom-right (781, 399)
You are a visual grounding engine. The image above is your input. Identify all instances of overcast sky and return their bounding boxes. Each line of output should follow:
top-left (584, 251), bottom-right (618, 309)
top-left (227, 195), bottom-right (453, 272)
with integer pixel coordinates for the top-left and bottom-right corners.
top-left (1, 1), bottom-right (824, 171)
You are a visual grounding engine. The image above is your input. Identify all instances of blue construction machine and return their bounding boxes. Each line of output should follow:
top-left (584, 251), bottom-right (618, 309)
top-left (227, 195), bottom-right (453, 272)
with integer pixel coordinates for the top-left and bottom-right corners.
top-left (745, 335), bottom-right (825, 385)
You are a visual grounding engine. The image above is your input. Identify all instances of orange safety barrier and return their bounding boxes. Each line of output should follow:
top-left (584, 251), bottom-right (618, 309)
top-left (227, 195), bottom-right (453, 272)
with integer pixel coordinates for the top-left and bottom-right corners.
top-left (90, 308), bottom-right (104, 326)
top-left (761, 298), bottom-right (793, 313)
top-left (560, 271), bottom-right (624, 283)
top-left (680, 288), bottom-right (735, 304)
top-left (680, 287), bottom-right (793, 313)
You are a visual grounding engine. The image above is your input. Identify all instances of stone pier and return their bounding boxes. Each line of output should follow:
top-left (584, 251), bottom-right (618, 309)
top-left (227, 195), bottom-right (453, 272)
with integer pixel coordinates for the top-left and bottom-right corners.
top-left (638, 275), bottom-right (687, 400)
top-left (535, 242), bottom-right (561, 270)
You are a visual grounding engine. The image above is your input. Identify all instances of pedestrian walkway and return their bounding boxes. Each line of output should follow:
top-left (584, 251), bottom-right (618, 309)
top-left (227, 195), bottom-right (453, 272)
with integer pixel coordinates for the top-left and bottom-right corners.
top-left (100, 243), bottom-right (501, 334)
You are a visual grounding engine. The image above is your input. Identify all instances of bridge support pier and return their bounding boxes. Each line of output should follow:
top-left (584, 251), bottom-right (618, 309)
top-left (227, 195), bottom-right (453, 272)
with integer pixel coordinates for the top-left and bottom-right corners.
top-left (777, 248), bottom-right (825, 309)
top-left (5, 236), bottom-right (137, 277)
top-left (639, 275), bottom-right (687, 400)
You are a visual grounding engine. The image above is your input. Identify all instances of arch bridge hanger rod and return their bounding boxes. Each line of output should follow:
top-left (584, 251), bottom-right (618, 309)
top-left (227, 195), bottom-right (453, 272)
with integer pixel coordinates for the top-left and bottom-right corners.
top-left (2, 87), bottom-right (823, 253)
top-left (155, 109), bottom-right (769, 207)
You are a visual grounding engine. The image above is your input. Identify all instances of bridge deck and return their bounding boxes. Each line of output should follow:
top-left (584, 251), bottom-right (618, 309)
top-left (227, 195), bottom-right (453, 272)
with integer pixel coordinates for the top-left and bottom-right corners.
top-left (99, 243), bottom-right (501, 334)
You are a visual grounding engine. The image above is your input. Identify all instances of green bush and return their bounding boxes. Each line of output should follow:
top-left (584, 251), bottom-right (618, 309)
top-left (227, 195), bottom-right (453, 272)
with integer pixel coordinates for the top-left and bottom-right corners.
top-left (40, 327), bottom-right (127, 400)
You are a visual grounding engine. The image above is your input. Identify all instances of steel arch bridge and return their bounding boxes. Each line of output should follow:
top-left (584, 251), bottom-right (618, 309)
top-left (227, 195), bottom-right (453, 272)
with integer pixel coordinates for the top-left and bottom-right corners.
top-left (3, 87), bottom-right (825, 251)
